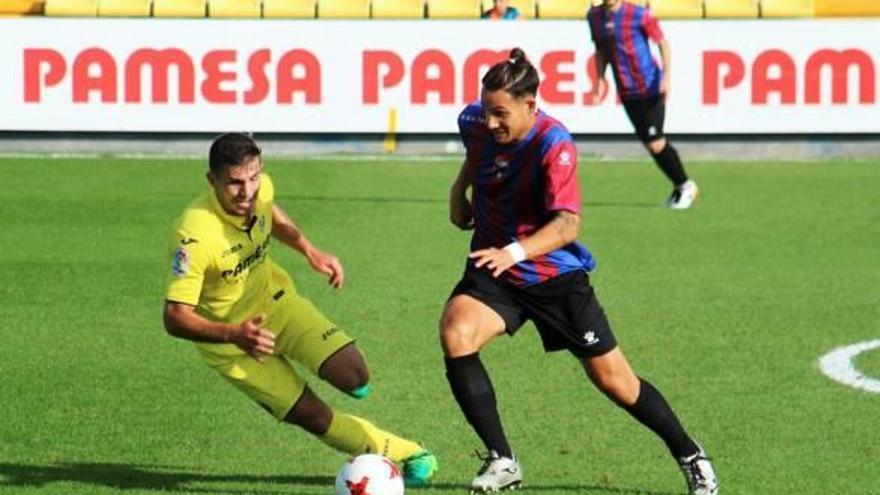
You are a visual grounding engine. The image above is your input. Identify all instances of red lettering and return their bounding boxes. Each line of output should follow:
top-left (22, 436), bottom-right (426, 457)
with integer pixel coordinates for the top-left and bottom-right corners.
top-left (244, 49), bottom-right (271, 104)
top-left (277, 49), bottom-right (321, 104)
top-left (703, 51), bottom-right (745, 105)
top-left (805, 49), bottom-right (875, 105)
top-left (462, 49), bottom-right (507, 103)
top-left (540, 51), bottom-right (575, 104)
top-left (23, 48), bottom-right (66, 103)
top-left (201, 50), bottom-right (236, 104)
top-left (124, 48), bottom-right (195, 103)
top-left (411, 49), bottom-right (454, 105)
top-left (72, 48), bottom-right (117, 103)
top-left (362, 50), bottom-right (405, 104)
top-left (752, 49), bottom-right (796, 105)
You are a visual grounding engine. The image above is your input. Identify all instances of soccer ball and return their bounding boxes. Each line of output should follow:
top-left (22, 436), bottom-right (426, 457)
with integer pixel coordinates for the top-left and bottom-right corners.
top-left (335, 454), bottom-right (404, 495)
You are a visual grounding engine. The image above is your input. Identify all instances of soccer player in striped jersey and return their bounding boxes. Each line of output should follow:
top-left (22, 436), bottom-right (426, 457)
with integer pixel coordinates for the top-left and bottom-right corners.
top-left (440, 49), bottom-right (717, 494)
top-left (588, 0), bottom-right (698, 209)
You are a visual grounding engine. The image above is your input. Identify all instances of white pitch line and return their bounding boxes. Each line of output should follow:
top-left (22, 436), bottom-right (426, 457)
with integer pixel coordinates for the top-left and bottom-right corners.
top-left (818, 339), bottom-right (880, 393)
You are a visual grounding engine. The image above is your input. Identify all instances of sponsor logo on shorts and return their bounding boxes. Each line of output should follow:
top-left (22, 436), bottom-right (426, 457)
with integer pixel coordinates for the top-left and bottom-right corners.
top-left (171, 247), bottom-right (190, 277)
top-left (321, 327), bottom-right (340, 341)
top-left (583, 330), bottom-right (599, 346)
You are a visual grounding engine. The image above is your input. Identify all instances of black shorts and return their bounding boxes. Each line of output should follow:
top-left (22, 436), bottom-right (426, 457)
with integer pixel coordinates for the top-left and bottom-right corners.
top-left (449, 269), bottom-right (617, 358)
top-left (623, 95), bottom-right (666, 143)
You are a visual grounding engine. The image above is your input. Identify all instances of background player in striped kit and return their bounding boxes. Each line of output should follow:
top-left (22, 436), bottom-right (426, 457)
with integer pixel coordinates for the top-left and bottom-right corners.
top-left (588, 0), bottom-right (698, 209)
top-left (440, 49), bottom-right (718, 494)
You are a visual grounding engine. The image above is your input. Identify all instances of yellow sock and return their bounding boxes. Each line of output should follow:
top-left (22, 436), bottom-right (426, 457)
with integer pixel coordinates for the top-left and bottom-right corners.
top-left (319, 410), bottom-right (422, 462)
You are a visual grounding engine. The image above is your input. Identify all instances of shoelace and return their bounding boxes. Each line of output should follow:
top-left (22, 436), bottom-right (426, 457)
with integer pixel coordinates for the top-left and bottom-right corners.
top-left (473, 449), bottom-right (498, 475)
top-left (682, 454), bottom-right (711, 488)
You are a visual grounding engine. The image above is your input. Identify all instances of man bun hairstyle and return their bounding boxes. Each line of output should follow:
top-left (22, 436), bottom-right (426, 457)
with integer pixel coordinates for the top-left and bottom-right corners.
top-left (482, 47), bottom-right (540, 98)
top-left (209, 132), bottom-right (262, 175)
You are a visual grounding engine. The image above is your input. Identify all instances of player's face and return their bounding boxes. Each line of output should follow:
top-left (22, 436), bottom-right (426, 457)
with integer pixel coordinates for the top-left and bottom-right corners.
top-left (603, 0), bottom-right (621, 8)
top-left (494, 0), bottom-right (509, 11)
top-left (208, 155), bottom-right (263, 217)
top-left (481, 88), bottom-right (537, 145)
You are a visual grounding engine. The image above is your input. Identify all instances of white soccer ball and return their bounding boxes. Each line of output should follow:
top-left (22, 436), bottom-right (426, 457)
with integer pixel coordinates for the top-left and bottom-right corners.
top-left (335, 454), bottom-right (404, 495)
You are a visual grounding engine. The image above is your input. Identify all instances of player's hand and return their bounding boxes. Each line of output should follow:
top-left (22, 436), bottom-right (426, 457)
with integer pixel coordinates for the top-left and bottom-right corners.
top-left (306, 248), bottom-right (345, 289)
top-left (450, 194), bottom-right (474, 230)
top-left (469, 248), bottom-right (516, 278)
top-left (591, 78), bottom-right (607, 103)
top-left (231, 314), bottom-right (275, 362)
top-left (660, 74), bottom-right (670, 99)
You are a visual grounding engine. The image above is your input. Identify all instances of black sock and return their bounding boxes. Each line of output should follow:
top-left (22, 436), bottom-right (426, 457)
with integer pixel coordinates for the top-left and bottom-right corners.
top-left (624, 379), bottom-right (699, 459)
top-left (650, 143), bottom-right (688, 187)
top-left (445, 353), bottom-right (513, 458)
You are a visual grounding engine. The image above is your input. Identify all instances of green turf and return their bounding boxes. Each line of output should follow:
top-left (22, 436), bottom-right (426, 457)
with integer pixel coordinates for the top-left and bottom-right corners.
top-left (853, 344), bottom-right (880, 380)
top-left (0, 155), bottom-right (877, 495)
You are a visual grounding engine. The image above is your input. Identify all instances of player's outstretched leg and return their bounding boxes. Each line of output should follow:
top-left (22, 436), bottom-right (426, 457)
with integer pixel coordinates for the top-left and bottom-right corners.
top-left (581, 347), bottom-right (718, 495)
top-left (283, 387), bottom-right (438, 487)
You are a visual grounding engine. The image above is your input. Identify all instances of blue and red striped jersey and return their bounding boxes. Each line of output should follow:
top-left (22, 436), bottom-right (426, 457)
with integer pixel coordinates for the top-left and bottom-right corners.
top-left (587, 2), bottom-right (665, 100)
top-left (458, 103), bottom-right (596, 286)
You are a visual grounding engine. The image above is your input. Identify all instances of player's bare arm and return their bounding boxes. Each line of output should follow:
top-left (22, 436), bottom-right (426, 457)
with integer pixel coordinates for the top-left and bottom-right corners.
top-left (271, 204), bottom-right (344, 289)
top-left (162, 301), bottom-right (275, 361)
top-left (449, 159), bottom-right (474, 230)
top-left (592, 46), bottom-right (610, 99)
top-left (470, 210), bottom-right (581, 278)
top-left (659, 38), bottom-right (671, 95)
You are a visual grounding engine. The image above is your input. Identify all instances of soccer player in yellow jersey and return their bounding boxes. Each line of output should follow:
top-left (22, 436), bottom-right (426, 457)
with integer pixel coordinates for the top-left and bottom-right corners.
top-left (163, 133), bottom-right (437, 485)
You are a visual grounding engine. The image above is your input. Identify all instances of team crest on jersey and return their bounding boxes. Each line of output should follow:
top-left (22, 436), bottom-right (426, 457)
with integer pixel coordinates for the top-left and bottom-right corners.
top-left (558, 151), bottom-right (572, 166)
top-left (494, 157), bottom-right (510, 169)
top-left (171, 247), bottom-right (190, 277)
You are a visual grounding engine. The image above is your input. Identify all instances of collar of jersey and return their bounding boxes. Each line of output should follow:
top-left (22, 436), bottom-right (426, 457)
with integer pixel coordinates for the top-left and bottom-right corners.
top-left (208, 189), bottom-right (254, 231)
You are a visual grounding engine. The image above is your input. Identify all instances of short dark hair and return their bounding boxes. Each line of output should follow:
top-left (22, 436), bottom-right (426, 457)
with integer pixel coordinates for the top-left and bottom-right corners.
top-left (208, 133), bottom-right (261, 175)
top-left (482, 47), bottom-right (539, 98)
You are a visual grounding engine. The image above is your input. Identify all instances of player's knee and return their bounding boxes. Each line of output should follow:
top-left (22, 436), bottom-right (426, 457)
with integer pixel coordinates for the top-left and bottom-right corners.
top-left (319, 344), bottom-right (370, 393)
top-left (439, 319), bottom-right (480, 357)
top-left (647, 138), bottom-right (667, 155)
top-left (592, 371), bottom-right (639, 406)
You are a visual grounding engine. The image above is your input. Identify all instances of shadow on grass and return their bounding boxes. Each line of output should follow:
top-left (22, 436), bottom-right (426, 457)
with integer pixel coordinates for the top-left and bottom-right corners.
top-left (280, 195), bottom-right (660, 210)
top-left (0, 462), bottom-right (330, 494)
top-left (0, 462), bottom-right (679, 495)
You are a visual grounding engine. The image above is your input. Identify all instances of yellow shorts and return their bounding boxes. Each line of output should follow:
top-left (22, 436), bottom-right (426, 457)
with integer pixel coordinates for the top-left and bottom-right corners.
top-left (196, 286), bottom-right (354, 420)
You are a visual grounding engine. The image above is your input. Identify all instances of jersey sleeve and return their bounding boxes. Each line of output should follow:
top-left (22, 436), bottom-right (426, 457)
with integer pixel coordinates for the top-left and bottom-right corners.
top-left (260, 172), bottom-right (275, 204)
top-left (457, 103), bottom-right (483, 148)
top-left (543, 140), bottom-right (581, 214)
top-left (642, 9), bottom-right (664, 43)
top-left (164, 230), bottom-right (211, 306)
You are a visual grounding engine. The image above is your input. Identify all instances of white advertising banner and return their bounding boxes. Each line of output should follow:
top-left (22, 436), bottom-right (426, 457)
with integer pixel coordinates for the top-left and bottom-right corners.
top-left (0, 18), bottom-right (877, 133)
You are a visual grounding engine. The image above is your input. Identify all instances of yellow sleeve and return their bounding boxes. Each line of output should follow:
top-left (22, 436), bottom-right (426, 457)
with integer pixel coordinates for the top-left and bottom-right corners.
top-left (164, 231), bottom-right (211, 306)
top-left (261, 172), bottom-right (275, 204)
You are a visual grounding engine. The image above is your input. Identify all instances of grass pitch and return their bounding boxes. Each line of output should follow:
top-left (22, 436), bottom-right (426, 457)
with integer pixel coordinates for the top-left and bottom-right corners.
top-left (0, 155), bottom-right (877, 494)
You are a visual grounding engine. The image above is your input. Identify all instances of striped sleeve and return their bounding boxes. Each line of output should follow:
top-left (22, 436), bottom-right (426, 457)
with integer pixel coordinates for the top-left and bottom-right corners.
top-left (642, 8), bottom-right (664, 42)
top-left (543, 139), bottom-right (581, 214)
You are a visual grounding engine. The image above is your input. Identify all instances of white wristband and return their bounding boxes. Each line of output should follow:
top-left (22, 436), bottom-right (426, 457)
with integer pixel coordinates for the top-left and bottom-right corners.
top-left (503, 241), bottom-right (527, 263)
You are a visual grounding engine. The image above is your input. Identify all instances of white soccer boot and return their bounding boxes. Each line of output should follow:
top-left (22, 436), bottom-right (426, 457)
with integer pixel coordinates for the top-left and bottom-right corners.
top-left (667, 179), bottom-right (699, 210)
top-left (470, 450), bottom-right (522, 493)
top-left (678, 446), bottom-right (718, 495)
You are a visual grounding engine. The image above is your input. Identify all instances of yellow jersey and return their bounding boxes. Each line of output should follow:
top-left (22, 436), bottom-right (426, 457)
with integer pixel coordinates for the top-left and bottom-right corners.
top-left (165, 173), bottom-right (294, 329)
